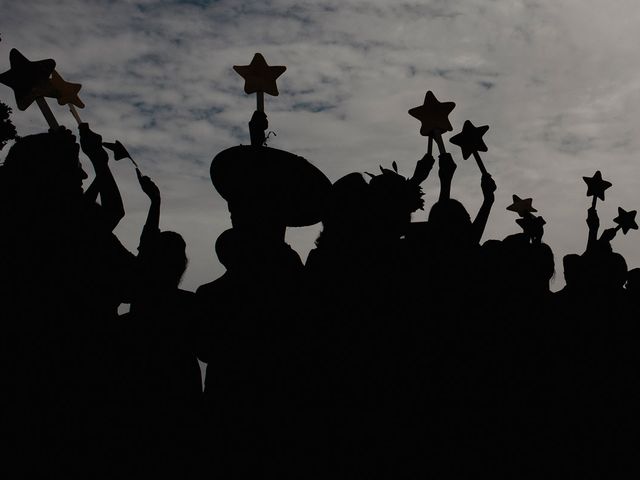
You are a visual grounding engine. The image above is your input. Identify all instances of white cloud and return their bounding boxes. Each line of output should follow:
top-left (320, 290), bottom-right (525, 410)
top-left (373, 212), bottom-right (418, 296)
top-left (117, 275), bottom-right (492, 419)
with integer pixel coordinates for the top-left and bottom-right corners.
top-left (3, 0), bottom-right (640, 291)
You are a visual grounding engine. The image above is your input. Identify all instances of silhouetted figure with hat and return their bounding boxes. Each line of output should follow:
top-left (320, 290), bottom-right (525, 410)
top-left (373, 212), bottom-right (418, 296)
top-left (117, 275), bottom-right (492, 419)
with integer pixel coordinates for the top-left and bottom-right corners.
top-left (197, 111), bottom-right (330, 477)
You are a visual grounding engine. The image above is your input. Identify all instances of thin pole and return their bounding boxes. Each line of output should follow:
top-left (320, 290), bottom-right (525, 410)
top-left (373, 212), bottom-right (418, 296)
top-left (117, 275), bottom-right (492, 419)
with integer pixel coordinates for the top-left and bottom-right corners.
top-left (35, 97), bottom-right (59, 129)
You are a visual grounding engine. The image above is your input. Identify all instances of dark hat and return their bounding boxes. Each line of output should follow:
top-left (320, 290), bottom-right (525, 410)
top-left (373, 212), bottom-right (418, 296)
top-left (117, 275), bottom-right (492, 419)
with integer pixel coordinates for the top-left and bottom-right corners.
top-left (210, 145), bottom-right (331, 227)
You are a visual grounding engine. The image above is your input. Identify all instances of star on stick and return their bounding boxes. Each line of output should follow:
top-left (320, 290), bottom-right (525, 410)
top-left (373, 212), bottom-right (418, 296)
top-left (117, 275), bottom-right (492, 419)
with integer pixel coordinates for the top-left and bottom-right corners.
top-left (44, 70), bottom-right (85, 125)
top-left (449, 120), bottom-right (490, 175)
top-left (613, 207), bottom-right (638, 235)
top-left (507, 195), bottom-right (537, 217)
top-left (582, 170), bottom-right (612, 208)
top-left (408, 91), bottom-right (455, 155)
top-left (0, 48), bottom-right (58, 128)
top-left (233, 53), bottom-right (286, 112)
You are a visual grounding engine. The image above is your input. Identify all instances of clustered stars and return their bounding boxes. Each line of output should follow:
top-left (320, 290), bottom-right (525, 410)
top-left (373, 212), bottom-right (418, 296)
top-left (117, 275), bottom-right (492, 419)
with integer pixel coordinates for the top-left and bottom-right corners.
top-left (578, 170), bottom-right (638, 241)
top-left (2, 46), bottom-right (640, 249)
top-left (0, 48), bottom-right (142, 171)
top-left (405, 87), bottom-right (639, 248)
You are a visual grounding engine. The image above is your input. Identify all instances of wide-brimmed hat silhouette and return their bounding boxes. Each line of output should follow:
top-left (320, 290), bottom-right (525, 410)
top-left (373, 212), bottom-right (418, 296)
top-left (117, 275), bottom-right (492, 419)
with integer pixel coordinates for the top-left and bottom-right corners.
top-left (210, 145), bottom-right (331, 227)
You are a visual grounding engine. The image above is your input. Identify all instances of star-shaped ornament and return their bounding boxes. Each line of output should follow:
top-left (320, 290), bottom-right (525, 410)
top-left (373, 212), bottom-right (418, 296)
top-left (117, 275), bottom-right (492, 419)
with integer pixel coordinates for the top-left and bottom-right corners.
top-left (0, 48), bottom-right (56, 110)
top-left (613, 207), bottom-right (638, 234)
top-left (408, 90), bottom-right (456, 136)
top-left (45, 71), bottom-right (85, 108)
top-left (507, 195), bottom-right (537, 217)
top-left (582, 170), bottom-right (611, 202)
top-left (233, 53), bottom-right (286, 96)
top-left (449, 120), bottom-right (489, 160)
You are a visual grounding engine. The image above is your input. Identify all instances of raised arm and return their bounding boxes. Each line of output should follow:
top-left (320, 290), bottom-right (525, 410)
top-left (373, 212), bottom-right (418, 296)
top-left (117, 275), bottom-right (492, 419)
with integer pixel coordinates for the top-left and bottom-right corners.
top-left (472, 173), bottom-right (496, 243)
top-left (585, 206), bottom-right (599, 253)
top-left (409, 152), bottom-right (435, 186)
top-left (437, 152), bottom-right (456, 202)
top-left (136, 169), bottom-right (161, 252)
top-left (79, 123), bottom-right (125, 231)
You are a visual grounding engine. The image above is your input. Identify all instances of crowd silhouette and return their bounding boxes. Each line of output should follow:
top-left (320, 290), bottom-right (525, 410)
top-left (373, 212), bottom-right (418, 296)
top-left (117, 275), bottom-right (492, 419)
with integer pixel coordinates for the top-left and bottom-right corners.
top-left (2, 91), bottom-right (640, 477)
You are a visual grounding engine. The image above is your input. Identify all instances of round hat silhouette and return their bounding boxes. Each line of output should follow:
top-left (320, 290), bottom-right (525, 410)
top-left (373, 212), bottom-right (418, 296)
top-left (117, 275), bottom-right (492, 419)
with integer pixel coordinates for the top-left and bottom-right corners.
top-left (210, 145), bottom-right (331, 227)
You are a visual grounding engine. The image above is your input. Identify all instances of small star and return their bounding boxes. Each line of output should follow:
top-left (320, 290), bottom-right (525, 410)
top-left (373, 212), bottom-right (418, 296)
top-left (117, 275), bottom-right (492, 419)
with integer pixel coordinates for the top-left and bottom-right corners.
top-left (0, 48), bottom-right (56, 111)
top-left (103, 140), bottom-right (132, 161)
top-left (449, 120), bottom-right (489, 160)
top-left (408, 90), bottom-right (456, 136)
top-left (507, 195), bottom-right (537, 217)
top-left (613, 207), bottom-right (638, 234)
top-left (582, 170), bottom-right (612, 202)
top-left (45, 71), bottom-right (85, 108)
top-left (233, 53), bottom-right (286, 96)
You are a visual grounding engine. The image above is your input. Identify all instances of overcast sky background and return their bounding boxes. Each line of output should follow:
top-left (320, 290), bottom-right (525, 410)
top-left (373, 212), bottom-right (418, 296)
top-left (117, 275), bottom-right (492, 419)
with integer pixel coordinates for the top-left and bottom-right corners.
top-left (3, 0), bottom-right (640, 292)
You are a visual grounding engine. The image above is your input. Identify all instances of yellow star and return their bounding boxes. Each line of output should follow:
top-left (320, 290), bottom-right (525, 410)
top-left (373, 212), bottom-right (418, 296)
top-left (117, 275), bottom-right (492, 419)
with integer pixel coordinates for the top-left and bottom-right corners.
top-left (45, 70), bottom-right (85, 108)
top-left (233, 53), bottom-right (286, 96)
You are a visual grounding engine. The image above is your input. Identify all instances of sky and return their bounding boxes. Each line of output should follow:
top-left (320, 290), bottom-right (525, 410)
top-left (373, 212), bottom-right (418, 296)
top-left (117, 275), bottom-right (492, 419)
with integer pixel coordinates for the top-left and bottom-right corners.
top-left (2, 0), bottom-right (640, 292)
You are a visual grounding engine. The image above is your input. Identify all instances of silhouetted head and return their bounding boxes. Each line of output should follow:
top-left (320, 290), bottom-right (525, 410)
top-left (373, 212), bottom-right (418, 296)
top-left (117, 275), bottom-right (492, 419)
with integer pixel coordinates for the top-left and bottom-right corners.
top-left (502, 234), bottom-right (555, 294)
top-left (142, 231), bottom-right (188, 288)
top-left (427, 199), bottom-right (472, 246)
top-left (316, 172), bottom-right (372, 248)
top-left (3, 129), bottom-right (87, 203)
top-left (367, 166), bottom-right (424, 240)
top-left (215, 228), bottom-right (246, 270)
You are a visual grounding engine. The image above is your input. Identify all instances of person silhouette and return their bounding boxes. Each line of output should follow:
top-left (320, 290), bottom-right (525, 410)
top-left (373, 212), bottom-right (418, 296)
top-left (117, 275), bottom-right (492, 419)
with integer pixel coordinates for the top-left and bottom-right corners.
top-left (123, 170), bottom-right (201, 477)
top-left (198, 110), bottom-right (330, 477)
top-left (1, 124), bottom-right (136, 477)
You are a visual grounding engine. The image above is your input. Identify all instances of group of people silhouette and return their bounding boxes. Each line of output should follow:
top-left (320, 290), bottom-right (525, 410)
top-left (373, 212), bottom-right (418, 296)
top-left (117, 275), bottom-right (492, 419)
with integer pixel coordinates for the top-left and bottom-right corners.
top-left (2, 103), bottom-right (638, 477)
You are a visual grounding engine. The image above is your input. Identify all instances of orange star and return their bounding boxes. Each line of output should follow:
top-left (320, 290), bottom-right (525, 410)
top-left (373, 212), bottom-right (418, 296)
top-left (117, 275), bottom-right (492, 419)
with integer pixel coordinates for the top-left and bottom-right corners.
top-left (408, 90), bottom-right (456, 136)
top-left (45, 70), bottom-right (85, 108)
top-left (233, 53), bottom-right (286, 96)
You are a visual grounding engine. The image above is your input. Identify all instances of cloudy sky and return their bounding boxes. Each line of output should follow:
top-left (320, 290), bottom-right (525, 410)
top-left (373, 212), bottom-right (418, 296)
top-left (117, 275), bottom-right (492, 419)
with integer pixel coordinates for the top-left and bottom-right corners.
top-left (2, 0), bottom-right (640, 291)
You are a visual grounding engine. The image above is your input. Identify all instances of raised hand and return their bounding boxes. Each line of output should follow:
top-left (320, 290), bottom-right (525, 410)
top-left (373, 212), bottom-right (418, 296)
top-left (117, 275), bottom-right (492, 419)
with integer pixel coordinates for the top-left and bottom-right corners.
top-left (586, 206), bottom-right (600, 233)
top-left (599, 227), bottom-right (617, 245)
top-left (410, 153), bottom-right (435, 185)
top-left (249, 110), bottom-right (268, 147)
top-left (78, 122), bottom-right (107, 162)
top-left (136, 168), bottom-right (160, 204)
top-left (481, 173), bottom-right (496, 203)
top-left (78, 123), bottom-right (124, 230)
top-left (438, 152), bottom-right (456, 201)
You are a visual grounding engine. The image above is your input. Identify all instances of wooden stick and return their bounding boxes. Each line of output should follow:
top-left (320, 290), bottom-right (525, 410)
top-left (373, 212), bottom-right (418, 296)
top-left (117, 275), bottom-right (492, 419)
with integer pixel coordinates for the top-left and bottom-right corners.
top-left (129, 157), bottom-right (140, 169)
top-left (257, 91), bottom-right (264, 112)
top-left (427, 136), bottom-right (433, 156)
top-left (69, 104), bottom-right (82, 125)
top-left (591, 196), bottom-right (597, 209)
top-left (433, 130), bottom-right (447, 155)
top-left (472, 151), bottom-right (488, 176)
top-left (35, 97), bottom-right (59, 129)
